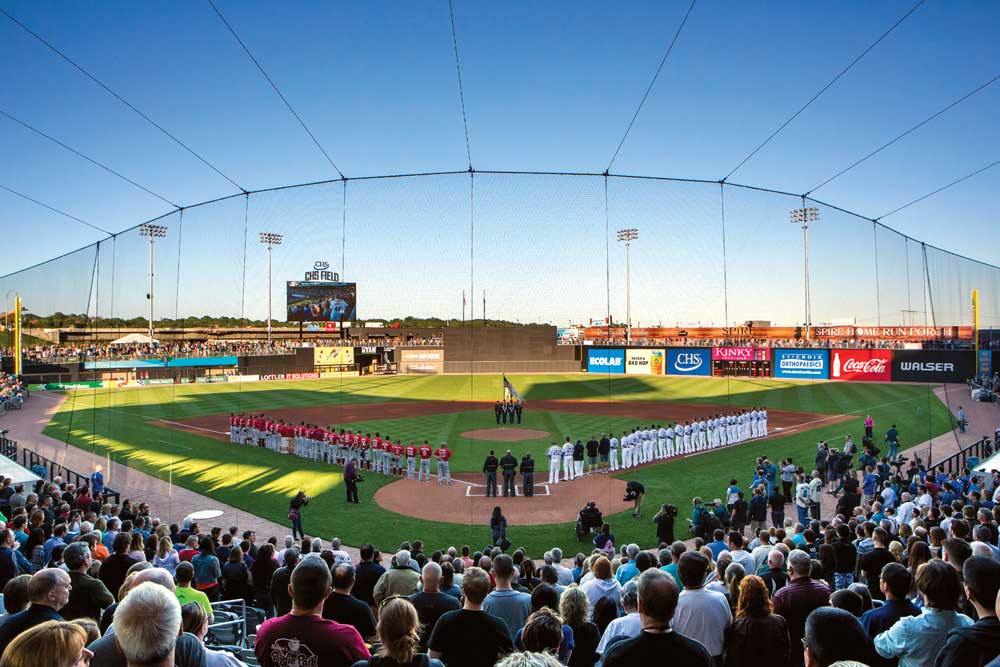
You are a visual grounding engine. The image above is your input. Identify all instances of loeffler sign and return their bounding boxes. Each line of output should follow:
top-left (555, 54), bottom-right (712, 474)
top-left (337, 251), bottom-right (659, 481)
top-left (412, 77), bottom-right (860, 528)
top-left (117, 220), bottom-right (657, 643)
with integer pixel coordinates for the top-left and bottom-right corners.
top-left (830, 350), bottom-right (891, 382)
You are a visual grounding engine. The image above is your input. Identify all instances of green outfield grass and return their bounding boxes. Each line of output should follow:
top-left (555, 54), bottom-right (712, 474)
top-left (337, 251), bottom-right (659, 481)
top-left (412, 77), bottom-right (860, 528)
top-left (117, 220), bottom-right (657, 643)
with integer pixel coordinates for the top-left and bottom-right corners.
top-left (41, 374), bottom-right (955, 555)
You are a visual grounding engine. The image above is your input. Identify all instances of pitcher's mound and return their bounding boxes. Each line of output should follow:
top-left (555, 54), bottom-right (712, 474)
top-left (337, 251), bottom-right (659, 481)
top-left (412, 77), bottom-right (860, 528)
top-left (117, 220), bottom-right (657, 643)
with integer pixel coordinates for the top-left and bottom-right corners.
top-left (462, 428), bottom-right (550, 442)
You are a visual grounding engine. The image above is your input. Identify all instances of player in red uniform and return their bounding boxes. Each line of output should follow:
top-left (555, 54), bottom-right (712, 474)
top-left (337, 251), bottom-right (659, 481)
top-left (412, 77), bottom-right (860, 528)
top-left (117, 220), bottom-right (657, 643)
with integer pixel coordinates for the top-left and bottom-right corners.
top-left (434, 443), bottom-right (452, 485)
top-left (405, 441), bottom-right (418, 479)
top-left (371, 434), bottom-right (384, 474)
top-left (417, 441), bottom-right (433, 482)
top-left (360, 434), bottom-right (371, 470)
top-left (380, 437), bottom-right (392, 475)
top-left (390, 439), bottom-right (404, 476)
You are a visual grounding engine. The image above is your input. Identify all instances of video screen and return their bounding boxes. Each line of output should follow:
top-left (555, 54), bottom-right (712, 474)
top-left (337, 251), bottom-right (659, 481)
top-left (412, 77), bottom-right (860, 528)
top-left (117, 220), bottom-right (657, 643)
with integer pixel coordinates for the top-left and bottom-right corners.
top-left (286, 281), bottom-right (357, 322)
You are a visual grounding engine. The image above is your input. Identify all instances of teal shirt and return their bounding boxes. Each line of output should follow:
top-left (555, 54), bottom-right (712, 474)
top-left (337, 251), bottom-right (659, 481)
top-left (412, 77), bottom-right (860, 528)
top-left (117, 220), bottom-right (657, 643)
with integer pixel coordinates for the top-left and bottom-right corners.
top-left (660, 563), bottom-right (685, 591)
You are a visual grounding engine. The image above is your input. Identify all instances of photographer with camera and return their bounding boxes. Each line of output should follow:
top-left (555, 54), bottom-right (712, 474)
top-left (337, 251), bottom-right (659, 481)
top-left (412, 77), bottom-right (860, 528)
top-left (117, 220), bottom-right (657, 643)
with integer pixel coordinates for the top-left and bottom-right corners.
top-left (654, 503), bottom-right (677, 544)
top-left (345, 457), bottom-right (363, 505)
top-left (624, 481), bottom-right (645, 518)
top-left (289, 489), bottom-right (311, 539)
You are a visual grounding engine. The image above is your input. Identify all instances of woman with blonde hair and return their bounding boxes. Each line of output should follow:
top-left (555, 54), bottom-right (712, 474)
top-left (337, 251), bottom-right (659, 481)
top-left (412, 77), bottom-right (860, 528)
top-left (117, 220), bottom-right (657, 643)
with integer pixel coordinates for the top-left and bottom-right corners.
top-left (0, 619), bottom-right (92, 667)
top-left (723, 575), bottom-right (790, 667)
top-left (128, 531), bottom-right (146, 562)
top-left (559, 586), bottom-right (600, 667)
top-left (352, 597), bottom-right (444, 666)
top-left (152, 531), bottom-right (180, 575)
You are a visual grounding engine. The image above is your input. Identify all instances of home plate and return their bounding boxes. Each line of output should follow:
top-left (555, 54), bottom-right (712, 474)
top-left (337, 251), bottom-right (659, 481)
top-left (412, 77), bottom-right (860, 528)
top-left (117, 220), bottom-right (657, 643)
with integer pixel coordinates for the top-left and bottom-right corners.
top-left (465, 483), bottom-right (551, 497)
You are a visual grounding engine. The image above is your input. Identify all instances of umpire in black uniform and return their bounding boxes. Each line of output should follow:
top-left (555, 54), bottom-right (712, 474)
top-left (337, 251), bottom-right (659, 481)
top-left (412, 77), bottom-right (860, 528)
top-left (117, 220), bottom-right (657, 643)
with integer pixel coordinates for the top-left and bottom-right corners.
top-left (494, 401), bottom-right (502, 425)
top-left (515, 401), bottom-right (523, 424)
top-left (520, 452), bottom-right (535, 497)
top-left (483, 450), bottom-right (499, 497)
top-left (500, 449), bottom-right (518, 497)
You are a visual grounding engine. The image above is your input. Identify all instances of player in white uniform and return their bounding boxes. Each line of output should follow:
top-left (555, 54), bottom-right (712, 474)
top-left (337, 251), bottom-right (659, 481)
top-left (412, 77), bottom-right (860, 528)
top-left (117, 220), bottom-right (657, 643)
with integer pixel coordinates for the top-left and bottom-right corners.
top-left (749, 410), bottom-right (758, 438)
top-left (547, 442), bottom-right (562, 484)
top-left (621, 431), bottom-right (632, 468)
top-left (760, 407), bottom-right (768, 436)
top-left (641, 427), bottom-right (652, 463)
top-left (679, 422), bottom-right (689, 453)
top-left (608, 435), bottom-right (619, 471)
top-left (696, 419), bottom-right (706, 451)
top-left (562, 439), bottom-right (575, 481)
top-left (665, 424), bottom-right (675, 457)
top-left (707, 417), bottom-right (717, 448)
top-left (657, 425), bottom-right (667, 459)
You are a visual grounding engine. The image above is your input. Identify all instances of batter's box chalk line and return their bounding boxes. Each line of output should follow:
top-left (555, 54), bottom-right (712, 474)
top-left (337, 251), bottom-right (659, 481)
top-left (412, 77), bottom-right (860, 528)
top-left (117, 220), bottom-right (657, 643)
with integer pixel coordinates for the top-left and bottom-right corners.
top-left (465, 484), bottom-right (551, 497)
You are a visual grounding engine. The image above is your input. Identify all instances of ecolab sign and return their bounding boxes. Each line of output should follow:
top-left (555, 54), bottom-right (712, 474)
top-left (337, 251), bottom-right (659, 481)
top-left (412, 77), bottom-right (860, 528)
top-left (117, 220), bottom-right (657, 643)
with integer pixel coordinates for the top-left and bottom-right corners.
top-left (830, 350), bottom-right (891, 382)
top-left (667, 348), bottom-right (711, 376)
top-left (587, 348), bottom-right (625, 374)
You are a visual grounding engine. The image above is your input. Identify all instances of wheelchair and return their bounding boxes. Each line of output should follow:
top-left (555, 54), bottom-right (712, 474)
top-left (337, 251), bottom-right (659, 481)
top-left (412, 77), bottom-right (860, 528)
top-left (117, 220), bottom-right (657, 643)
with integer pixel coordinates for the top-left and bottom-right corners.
top-left (575, 509), bottom-right (603, 541)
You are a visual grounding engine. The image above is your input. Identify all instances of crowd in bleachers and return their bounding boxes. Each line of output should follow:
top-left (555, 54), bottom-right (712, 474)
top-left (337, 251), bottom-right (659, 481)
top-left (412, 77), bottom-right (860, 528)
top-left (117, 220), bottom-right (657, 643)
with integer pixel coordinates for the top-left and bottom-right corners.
top-left (3, 425), bottom-right (1000, 666)
top-left (590, 336), bottom-right (968, 350)
top-left (0, 374), bottom-right (26, 412)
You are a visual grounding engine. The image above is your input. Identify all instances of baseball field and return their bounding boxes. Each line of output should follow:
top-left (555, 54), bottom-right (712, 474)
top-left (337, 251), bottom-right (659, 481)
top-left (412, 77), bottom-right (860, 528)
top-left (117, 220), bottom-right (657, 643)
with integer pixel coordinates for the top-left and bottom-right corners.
top-left (42, 374), bottom-right (954, 555)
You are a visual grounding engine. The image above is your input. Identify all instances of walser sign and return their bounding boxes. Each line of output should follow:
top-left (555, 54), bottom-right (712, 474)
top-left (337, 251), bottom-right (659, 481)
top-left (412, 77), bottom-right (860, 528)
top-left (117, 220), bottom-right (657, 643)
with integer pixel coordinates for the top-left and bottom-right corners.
top-left (891, 350), bottom-right (976, 383)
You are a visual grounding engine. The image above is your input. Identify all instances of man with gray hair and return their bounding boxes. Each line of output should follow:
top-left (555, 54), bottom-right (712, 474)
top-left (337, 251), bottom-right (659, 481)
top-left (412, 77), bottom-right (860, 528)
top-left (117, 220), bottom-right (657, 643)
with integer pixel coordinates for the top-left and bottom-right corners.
top-left (0, 568), bottom-right (70, 652)
top-left (773, 549), bottom-right (831, 667)
top-left (329, 537), bottom-right (351, 565)
top-left (615, 544), bottom-right (642, 585)
top-left (113, 582), bottom-right (182, 667)
top-left (373, 549), bottom-right (420, 604)
top-left (602, 569), bottom-right (712, 666)
top-left (60, 542), bottom-right (114, 621)
top-left (549, 547), bottom-right (573, 585)
top-left (596, 579), bottom-right (641, 656)
top-left (409, 561), bottom-right (460, 650)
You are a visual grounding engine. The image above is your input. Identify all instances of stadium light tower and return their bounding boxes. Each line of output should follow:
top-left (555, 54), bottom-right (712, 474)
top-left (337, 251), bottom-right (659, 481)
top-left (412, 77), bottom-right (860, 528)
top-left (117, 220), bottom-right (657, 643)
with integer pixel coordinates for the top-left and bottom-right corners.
top-left (790, 207), bottom-right (820, 339)
top-left (259, 232), bottom-right (283, 343)
top-left (617, 228), bottom-right (639, 345)
top-left (139, 223), bottom-right (168, 340)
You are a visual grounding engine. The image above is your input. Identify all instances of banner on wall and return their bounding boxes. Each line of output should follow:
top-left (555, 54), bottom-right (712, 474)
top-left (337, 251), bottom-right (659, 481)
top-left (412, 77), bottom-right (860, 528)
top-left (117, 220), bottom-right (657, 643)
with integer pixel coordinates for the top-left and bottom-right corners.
top-left (773, 349), bottom-right (829, 379)
top-left (978, 350), bottom-right (992, 375)
top-left (666, 348), bottom-right (711, 376)
top-left (830, 349), bottom-right (892, 382)
top-left (891, 350), bottom-right (977, 383)
top-left (587, 348), bottom-right (625, 374)
top-left (314, 347), bottom-right (355, 366)
top-left (711, 347), bottom-right (771, 361)
top-left (625, 349), bottom-right (664, 375)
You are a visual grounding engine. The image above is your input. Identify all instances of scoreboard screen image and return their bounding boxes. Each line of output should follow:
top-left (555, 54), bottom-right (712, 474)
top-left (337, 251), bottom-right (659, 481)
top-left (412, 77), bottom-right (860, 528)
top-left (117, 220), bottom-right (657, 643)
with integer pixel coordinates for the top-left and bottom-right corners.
top-left (286, 281), bottom-right (357, 321)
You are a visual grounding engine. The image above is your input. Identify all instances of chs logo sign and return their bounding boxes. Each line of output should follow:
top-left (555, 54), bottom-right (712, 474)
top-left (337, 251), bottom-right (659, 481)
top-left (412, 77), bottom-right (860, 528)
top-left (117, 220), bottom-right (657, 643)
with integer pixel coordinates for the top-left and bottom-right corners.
top-left (667, 349), bottom-right (710, 376)
top-left (304, 260), bottom-right (340, 281)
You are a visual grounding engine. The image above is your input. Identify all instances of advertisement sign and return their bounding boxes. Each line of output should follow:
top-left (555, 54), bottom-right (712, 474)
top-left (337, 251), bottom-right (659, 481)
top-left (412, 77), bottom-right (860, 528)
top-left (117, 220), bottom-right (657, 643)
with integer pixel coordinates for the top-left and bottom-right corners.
top-left (829, 349), bottom-right (892, 382)
top-left (625, 349), bottom-right (664, 375)
top-left (398, 349), bottom-right (444, 374)
top-left (978, 350), bottom-right (992, 375)
top-left (286, 372), bottom-right (321, 380)
top-left (314, 347), bottom-right (355, 366)
top-left (773, 349), bottom-right (829, 380)
top-left (666, 348), bottom-right (711, 376)
top-left (587, 348), bottom-right (625, 374)
top-left (891, 350), bottom-right (977, 383)
top-left (227, 375), bottom-right (260, 384)
top-left (286, 281), bottom-right (357, 322)
top-left (711, 347), bottom-right (771, 361)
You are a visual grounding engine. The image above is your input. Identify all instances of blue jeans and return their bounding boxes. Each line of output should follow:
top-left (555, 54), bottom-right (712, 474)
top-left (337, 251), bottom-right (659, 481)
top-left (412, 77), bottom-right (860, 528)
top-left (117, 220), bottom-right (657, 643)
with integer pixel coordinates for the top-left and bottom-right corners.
top-left (796, 505), bottom-right (809, 526)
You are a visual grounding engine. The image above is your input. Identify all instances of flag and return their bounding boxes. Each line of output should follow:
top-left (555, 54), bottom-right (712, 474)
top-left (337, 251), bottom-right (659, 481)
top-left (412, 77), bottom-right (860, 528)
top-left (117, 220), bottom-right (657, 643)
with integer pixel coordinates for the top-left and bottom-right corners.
top-left (503, 374), bottom-right (521, 401)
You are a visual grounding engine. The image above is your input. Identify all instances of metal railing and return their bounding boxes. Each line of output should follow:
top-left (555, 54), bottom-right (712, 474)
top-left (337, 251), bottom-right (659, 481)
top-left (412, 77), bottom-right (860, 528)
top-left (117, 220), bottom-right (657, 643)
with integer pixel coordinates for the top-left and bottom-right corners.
top-left (0, 437), bottom-right (17, 460)
top-left (930, 436), bottom-right (993, 475)
top-left (17, 447), bottom-right (120, 503)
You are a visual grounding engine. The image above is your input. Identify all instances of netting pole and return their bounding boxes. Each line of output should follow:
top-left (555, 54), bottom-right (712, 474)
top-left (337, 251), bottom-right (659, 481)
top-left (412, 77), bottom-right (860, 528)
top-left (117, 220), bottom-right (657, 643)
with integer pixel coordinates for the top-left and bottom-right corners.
top-left (469, 169), bottom-right (475, 400)
top-left (922, 242), bottom-right (937, 326)
top-left (604, 174), bottom-right (612, 407)
top-left (873, 222), bottom-right (881, 326)
top-left (719, 183), bottom-right (730, 328)
top-left (341, 179), bottom-right (348, 278)
top-left (239, 195), bottom-right (249, 321)
top-left (904, 238), bottom-right (912, 323)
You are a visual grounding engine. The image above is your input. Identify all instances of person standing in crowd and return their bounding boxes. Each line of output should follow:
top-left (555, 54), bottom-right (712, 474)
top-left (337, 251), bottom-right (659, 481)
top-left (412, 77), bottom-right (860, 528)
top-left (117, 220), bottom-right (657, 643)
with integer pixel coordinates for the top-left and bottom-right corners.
top-left (957, 406), bottom-right (967, 434)
top-left (0, 569), bottom-right (70, 653)
top-left (586, 436), bottom-right (599, 475)
top-left (672, 551), bottom-right (731, 664)
top-left (408, 562), bottom-right (460, 651)
top-left (653, 504), bottom-right (676, 545)
top-left (255, 558), bottom-right (370, 667)
top-left (885, 424), bottom-right (901, 462)
top-left (353, 597), bottom-right (445, 667)
top-left (289, 490), bottom-right (309, 538)
top-left (483, 450), bottom-right (499, 498)
top-left (802, 607), bottom-right (876, 667)
top-left (322, 564), bottom-right (376, 642)
top-left (560, 586), bottom-right (600, 667)
top-left (191, 537), bottom-right (221, 602)
top-left (428, 567), bottom-right (514, 667)
top-left (60, 543), bottom-right (113, 623)
top-left (864, 414), bottom-right (874, 440)
top-left (601, 569), bottom-right (712, 667)
top-left (772, 550), bottom-right (830, 667)
top-left (724, 575), bottom-right (790, 667)
top-left (491, 507), bottom-right (509, 550)
top-left (344, 457), bottom-right (360, 505)
top-left (0, 619), bottom-right (91, 667)
top-left (874, 559), bottom-right (974, 667)
top-left (484, 555), bottom-right (531, 641)
top-left (520, 453), bottom-right (535, 497)
top-left (933, 556), bottom-right (1000, 667)
top-left (500, 450), bottom-right (518, 498)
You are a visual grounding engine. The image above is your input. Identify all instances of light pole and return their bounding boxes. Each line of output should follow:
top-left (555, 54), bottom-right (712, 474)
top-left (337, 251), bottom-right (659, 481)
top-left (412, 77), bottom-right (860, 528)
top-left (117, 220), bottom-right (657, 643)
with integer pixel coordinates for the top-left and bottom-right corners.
top-left (617, 228), bottom-right (639, 345)
top-left (259, 232), bottom-right (283, 343)
top-left (789, 207), bottom-right (819, 339)
top-left (139, 224), bottom-right (167, 340)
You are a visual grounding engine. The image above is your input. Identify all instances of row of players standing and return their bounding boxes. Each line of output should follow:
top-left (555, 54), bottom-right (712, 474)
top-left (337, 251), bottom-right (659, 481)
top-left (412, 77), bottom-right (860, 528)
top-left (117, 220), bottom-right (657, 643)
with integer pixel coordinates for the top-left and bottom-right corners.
top-left (228, 414), bottom-right (455, 484)
top-left (542, 407), bottom-right (770, 484)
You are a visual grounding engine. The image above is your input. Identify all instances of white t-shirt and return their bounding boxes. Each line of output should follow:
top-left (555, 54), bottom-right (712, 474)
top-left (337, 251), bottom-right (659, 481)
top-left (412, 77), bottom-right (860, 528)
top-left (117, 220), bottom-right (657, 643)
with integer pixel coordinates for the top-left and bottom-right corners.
top-left (672, 587), bottom-right (733, 657)
top-left (596, 612), bottom-right (642, 655)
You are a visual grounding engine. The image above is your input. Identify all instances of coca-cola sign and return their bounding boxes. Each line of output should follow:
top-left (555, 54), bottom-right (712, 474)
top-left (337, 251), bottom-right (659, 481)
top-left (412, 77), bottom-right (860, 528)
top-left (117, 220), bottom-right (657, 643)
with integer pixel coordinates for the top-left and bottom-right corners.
top-left (830, 350), bottom-right (891, 382)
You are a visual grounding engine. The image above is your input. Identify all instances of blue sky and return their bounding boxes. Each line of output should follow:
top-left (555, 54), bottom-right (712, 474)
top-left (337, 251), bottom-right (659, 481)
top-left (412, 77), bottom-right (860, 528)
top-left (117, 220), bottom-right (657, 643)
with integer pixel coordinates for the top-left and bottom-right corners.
top-left (1, 1), bottom-right (998, 326)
